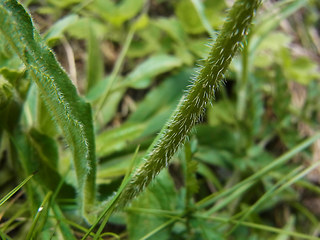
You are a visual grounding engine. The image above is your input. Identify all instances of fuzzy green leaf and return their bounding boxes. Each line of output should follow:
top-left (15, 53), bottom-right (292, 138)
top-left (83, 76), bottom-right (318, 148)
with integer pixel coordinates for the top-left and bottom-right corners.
top-left (119, 54), bottom-right (182, 89)
top-left (0, 0), bottom-right (96, 221)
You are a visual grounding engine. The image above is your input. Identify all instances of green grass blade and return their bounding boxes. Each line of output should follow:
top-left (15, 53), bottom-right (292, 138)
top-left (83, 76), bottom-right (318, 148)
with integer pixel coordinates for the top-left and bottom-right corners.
top-left (195, 214), bottom-right (320, 240)
top-left (138, 218), bottom-right (178, 240)
top-left (0, 0), bottom-right (96, 221)
top-left (86, 21), bottom-right (103, 91)
top-left (95, 27), bottom-right (135, 120)
top-left (0, 172), bottom-right (35, 207)
top-left (49, 166), bottom-right (77, 240)
top-left (82, 145), bottom-right (141, 240)
top-left (197, 132), bottom-right (320, 211)
top-left (26, 191), bottom-right (52, 240)
top-left (0, 231), bottom-right (13, 240)
top-left (227, 166), bottom-right (303, 234)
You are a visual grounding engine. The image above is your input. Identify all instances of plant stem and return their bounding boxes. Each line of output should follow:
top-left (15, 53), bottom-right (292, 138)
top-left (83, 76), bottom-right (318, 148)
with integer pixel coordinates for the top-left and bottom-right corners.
top-left (114, 0), bottom-right (262, 209)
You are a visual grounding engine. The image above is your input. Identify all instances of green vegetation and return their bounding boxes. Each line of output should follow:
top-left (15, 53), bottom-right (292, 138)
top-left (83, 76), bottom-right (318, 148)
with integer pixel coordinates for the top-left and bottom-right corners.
top-left (0, 0), bottom-right (320, 239)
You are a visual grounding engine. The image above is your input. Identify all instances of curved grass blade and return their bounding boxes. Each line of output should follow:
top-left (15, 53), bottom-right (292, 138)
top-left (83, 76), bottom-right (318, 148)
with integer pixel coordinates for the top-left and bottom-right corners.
top-left (196, 132), bottom-right (320, 212)
top-left (195, 214), bottom-right (320, 240)
top-left (0, 172), bottom-right (35, 207)
top-left (228, 161), bottom-right (320, 235)
top-left (82, 146), bottom-right (141, 240)
top-left (0, 0), bottom-right (96, 221)
top-left (0, 231), bottom-right (13, 240)
top-left (26, 191), bottom-right (52, 240)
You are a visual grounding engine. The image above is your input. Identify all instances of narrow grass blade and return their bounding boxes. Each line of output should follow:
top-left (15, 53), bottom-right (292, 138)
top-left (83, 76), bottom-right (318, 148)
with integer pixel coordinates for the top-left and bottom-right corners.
top-left (95, 28), bottom-right (135, 119)
top-left (51, 204), bottom-right (77, 240)
top-left (195, 214), bottom-right (320, 240)
top-left (227, 166), bottom-right (303, 234)
top-left (231, 161), bottom-right (320, 235)
top-left (50, 166), bottom-right (77, 240)
top-left (0, 231), bottom-right (13, 240)
top-left (0, 0), bottom-right (96, 221)
top-left (138, 218), bottom-right (178, 240)
top-left (86, 21), bottom-right (103, 91)
top-left (0, 172), bottom-right (35, 207)
top-left (197, 132), bottom-right (320, 211)
top-left (26, 191), bottom-right (52, 240)
top-left (82, 145), bottom-right (141, 240)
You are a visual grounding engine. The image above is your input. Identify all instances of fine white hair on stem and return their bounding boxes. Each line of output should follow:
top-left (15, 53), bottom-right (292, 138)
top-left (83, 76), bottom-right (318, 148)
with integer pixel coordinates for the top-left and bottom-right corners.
top-left (115, 0), bottom-right (261, 210)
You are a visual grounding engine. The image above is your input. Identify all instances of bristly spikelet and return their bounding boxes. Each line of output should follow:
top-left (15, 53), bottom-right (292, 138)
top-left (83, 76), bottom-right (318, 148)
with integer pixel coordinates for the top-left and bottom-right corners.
top-left (115, 0), bottom-right (261, 209)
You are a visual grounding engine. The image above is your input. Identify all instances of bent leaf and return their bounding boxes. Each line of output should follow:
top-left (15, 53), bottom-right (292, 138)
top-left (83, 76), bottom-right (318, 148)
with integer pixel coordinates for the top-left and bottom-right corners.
top-left (0, 0), bottom-right (96, 221)
top-left (118, 54), bottom-right (182, 89)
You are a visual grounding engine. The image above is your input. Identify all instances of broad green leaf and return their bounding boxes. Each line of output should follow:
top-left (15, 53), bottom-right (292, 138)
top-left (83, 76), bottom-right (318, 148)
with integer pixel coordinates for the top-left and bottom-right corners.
top-left (128, 69), bottom-right (191, 123)
top-left (27, 128), bottom-right (75, 196)
top-left (175, 0), bottom-right (206, 34)
top-left (86, 76), bottom-right (113, 102)
top-left (87, 76), bottom-right (125, 126)
top-left (175, 0), bottom-right (225, 34)
top-left (0, 77), bottom-right (13, 110)
top-left (190, 0), bottom-right (215, 37)
top-left (131, 13), bottom-right (149, 31)
top-left (118, 55), bottom-right (182, 89)
top-left (153, 17), bottom-right (187, 45)
top-left (0, 36), bottom-right (24, 85)
top-left (253, 32), bottom-right (291, 68)
top-left (86, 21), bottom-right (104, 91)
top-left (0, 37), bottom-right (22, 69)
top-left (96, 123), bottom-right (145, 158)
top-left (195, 146), bottom-right (233, 168)
top-left (250, 0), bottom-right (308, 54)
top-left (47, 0), bottom-right (81, 8)
top-left (280, 50), bottom-right (320, 85)
top-left (99, 89), bottom-right (125, 125)
top-left (127, 170), bottom-right (177, 240)
top-left (66, 17), bottom-right (106, 40)
top-left (87, 0), bottom-right (144, 26)
top-left (207, 100), bottom-right (236, 126)
top-left (36, 91), bottom-right (59, 138)
top-left (152, 18), bottom-right (194, 64)
top-left (97, 151), bottom-right (145, 181)
top-left (44, 14), bottom-right (79, 47)
top-left (195, 125), bottom-right (237, 151)
top-left (127, 26), bottom-right (161, 58)
top-left (0, 0), bottom-right (96, 221)
top-left (183, 142), bottom-right (199, 202)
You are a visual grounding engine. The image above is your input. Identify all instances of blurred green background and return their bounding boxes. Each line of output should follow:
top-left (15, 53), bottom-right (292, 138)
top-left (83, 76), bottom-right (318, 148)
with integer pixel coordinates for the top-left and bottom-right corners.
top-left (1, 0), bottom-right (320, 239)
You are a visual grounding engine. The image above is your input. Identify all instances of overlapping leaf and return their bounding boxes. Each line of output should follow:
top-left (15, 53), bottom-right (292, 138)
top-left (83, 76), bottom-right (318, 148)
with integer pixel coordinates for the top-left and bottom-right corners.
top-left (0, 0), bottom-right (96, 221)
